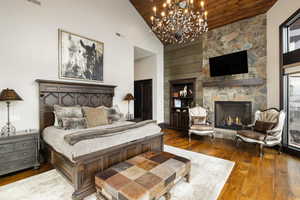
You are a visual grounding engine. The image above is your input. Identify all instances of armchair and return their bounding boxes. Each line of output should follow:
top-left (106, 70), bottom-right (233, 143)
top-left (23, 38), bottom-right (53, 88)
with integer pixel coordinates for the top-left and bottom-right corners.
top-left (236, 108), bottom-right (286, 157)
top-left (188, 106), bottom-right (215, 143)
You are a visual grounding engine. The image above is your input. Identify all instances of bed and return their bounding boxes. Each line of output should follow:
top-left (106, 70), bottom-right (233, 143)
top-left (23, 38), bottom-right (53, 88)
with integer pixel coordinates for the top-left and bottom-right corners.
top-left (36, 79), bottom-right (164, 200)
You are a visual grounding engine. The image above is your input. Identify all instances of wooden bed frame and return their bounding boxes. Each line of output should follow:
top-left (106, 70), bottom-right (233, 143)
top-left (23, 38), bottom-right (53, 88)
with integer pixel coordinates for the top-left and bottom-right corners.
top-left (36, 79), bottom-right (164, 200)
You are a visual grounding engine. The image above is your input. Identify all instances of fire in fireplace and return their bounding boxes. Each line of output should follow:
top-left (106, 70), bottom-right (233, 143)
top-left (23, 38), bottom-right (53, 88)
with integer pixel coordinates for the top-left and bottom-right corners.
top-left (215, 101), bottom-right (252, 130)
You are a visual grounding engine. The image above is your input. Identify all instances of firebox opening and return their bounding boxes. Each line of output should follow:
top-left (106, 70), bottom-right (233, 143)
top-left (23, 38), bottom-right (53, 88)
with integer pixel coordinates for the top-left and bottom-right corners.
top-left (215, 101), bottom-right (252, 130)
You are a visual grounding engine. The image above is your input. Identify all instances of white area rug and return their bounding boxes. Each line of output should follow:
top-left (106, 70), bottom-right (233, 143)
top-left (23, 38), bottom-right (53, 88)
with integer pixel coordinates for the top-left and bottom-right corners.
top-left (0, 145), bottom-right (234, 200)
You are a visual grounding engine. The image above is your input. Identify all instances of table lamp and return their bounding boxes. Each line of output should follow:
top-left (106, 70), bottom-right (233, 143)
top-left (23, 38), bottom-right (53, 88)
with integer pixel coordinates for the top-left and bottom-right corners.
top-left (123, 93), bottom-right (134, 120)
top-left (0, 88), bottom-right (23, 136)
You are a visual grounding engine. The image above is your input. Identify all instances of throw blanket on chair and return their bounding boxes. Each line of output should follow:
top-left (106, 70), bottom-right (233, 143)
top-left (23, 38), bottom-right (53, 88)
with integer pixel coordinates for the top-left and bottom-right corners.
top-left (64, 120), bottom-right (157, 145)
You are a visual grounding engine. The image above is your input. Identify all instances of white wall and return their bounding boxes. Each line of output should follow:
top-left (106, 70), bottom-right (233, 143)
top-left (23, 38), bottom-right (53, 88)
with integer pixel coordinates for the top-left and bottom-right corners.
top-left (0, 0), bottom-right (164, 131)
top-left (134, 56), bottom-right (156, 81)
top-left (134, 55), bottom-right (157, 119)
top-left (267, 0), bottom-right (300, 108)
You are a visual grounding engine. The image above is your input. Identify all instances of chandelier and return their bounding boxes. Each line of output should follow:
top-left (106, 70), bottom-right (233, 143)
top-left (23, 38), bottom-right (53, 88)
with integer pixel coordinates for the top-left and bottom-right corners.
top-left (151, 0), bottom-right (208, 44)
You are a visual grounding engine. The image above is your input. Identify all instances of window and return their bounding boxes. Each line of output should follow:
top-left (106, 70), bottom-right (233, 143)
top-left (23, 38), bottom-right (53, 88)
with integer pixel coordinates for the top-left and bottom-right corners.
top-left (281, 9), bottom-right (300, 153)
top-left (288, 18), bottom-right (300, 52)
top-left (287, 73), bottom-right (300, 148)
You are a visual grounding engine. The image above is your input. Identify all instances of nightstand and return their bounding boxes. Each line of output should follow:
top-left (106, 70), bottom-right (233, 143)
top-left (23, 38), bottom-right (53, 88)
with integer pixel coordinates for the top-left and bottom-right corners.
top-left (0, 130), bottom-right (40, 176)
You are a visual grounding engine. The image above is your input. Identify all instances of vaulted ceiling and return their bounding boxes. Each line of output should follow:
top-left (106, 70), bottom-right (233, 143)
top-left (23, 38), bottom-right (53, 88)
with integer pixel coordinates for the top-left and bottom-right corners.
top-left (130, 0), bottom-right (277, 44)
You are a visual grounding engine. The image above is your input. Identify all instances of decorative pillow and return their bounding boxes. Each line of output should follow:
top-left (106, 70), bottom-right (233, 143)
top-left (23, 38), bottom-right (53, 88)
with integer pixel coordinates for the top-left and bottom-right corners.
top-left (82, 107), bottom-right (109, 128)
top-left (102, 105), bottom-right (125, 122)
top-left (53, 105), bottom-right (83, 128)
top-left (61, 118), bottom-right (87, 130)
top-left (104, 105), bottom-right (119, 115)
top-left (253, 120), bottom-right (277, 134)
top-left (192, 116), bottom-right (206, 125)
top-left (109, 113), bottom-right (124, 122)
top-left (107, 107), bottom-right (117, 115)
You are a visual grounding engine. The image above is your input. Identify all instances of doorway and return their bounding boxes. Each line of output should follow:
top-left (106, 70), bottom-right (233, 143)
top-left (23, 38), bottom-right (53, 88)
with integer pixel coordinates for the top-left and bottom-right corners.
top-left (134, 46), bottom-right (156, 121)
top-left (134, 79), bottom-right (153, 120)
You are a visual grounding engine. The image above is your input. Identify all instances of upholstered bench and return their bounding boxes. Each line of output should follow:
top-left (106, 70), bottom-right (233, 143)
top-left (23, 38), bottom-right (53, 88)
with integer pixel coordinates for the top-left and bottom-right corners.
top-left (95, 151), bottom-right (191, 200)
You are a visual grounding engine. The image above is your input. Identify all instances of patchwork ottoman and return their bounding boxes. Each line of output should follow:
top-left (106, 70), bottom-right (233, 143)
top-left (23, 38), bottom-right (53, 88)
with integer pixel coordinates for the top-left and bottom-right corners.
top-left (95, 151), bottom-right (191, 200)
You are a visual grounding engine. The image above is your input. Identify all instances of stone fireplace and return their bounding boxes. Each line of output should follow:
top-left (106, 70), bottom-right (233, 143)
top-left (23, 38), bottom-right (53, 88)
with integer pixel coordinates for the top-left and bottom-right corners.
top-left (215, 101), bottom-right (252, 130)
top-left (200, 14), bottom-right (267, 133)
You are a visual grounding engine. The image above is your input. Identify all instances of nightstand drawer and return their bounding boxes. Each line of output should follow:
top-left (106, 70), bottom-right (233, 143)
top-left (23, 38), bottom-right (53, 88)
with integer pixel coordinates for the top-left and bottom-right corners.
top-left (0, 143), bottom-right (14, 154)
top-left (0, 149), bottom-right (35, 163)
top-left (17, 158), bottom-right (35, 167)
top-left (15, 140), bottom-right (35, 151)
top-left (0, 158), bottom-right (35, 176)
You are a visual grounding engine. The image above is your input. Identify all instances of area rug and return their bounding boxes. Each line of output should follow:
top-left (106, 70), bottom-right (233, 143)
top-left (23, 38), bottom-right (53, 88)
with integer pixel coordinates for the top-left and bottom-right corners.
top-left (0, 145), bottom-right (234, 200)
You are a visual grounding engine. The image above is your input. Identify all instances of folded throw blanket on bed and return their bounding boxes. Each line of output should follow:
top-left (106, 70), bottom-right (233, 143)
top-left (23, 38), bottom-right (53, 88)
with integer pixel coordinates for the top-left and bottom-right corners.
top-left (64, 120), bottom-right (157, 145)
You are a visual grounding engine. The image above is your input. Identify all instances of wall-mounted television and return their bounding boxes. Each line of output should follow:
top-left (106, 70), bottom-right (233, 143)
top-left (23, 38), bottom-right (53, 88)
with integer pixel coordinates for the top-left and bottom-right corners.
top-left (209, 50), bottom-right (248, 77)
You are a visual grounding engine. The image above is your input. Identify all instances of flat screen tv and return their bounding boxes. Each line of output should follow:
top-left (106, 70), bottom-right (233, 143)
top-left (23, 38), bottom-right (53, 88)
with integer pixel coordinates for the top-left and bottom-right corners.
top-left (209, 50), bottom-right (248, 77)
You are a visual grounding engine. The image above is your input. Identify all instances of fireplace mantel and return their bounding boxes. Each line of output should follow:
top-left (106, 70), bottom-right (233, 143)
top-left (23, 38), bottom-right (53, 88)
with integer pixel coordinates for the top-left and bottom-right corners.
top-left (202, 78), bottom-right (265, 87)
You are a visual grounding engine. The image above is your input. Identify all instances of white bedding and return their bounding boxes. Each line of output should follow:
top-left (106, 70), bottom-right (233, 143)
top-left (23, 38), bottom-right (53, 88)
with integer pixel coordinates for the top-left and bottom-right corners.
top-left (42, 121), bottom-right (161, 162)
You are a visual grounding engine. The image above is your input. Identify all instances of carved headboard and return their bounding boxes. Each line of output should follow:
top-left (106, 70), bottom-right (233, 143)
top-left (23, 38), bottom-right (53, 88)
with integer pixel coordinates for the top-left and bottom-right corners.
top-left (36, 79), bottom-right (117, 131)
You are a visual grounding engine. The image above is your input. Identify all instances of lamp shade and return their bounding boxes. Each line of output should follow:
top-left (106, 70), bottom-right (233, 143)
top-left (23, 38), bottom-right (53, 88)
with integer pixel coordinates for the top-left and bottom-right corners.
top-left (123, 93), bottom-right (134, 101)
top-left (0, 88), bottom-right (23, 101)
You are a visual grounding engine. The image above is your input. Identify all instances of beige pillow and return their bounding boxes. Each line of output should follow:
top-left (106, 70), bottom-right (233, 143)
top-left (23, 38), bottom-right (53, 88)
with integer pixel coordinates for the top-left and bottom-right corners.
top-left (192, 116), bottom-right (206, 125)
top-left (82, 107), bottom-right (109, 128)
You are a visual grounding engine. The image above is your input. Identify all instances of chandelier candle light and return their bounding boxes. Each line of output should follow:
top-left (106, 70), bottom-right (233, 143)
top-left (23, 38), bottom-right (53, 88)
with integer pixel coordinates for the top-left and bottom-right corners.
top-left (151, 0), bottom-right (208, 44)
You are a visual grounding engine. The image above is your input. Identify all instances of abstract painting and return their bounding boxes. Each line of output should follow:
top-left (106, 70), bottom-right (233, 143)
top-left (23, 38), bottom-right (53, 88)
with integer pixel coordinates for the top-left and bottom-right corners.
top-left (59, 30), bottom-right (104, 82)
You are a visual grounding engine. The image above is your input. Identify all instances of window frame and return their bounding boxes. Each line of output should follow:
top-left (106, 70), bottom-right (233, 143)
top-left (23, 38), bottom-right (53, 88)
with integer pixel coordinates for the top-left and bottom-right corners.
top-left (286, 15), bottom-right (300, 53)
top-left (280, 9), bottom-right (300, 156)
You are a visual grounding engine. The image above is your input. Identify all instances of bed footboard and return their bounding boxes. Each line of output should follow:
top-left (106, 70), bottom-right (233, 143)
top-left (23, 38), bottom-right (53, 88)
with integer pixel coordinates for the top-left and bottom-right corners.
top-left (48, 132), bottom-right (164, 200)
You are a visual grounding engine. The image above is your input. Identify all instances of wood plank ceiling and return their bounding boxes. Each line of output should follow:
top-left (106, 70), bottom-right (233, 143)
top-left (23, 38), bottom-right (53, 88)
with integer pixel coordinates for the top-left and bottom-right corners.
top-left (130, 0), bottom-right (277, 44)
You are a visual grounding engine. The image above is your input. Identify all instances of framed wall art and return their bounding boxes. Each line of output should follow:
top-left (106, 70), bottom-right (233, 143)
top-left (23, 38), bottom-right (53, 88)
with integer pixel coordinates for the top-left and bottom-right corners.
top-left (59, 29), bottom-right (104, 82)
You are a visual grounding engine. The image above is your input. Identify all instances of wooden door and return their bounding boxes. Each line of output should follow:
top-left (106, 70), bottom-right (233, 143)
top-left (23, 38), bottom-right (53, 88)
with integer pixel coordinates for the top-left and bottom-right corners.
top-left (134, 79), bottom-right (153, 120)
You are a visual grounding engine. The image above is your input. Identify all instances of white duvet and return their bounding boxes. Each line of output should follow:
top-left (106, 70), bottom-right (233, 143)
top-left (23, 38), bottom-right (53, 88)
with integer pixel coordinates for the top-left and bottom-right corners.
top-left (42, 121), bottom-right (161, 162)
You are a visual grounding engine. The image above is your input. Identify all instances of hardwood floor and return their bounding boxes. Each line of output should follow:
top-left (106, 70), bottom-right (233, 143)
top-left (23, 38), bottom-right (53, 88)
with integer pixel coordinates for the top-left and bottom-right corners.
top-left (164, 129), bottom-right (300, 200)
top-left (0, 163), bottom-right (53, 187)
top-left (1, 129), bottom-right (300, 200)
